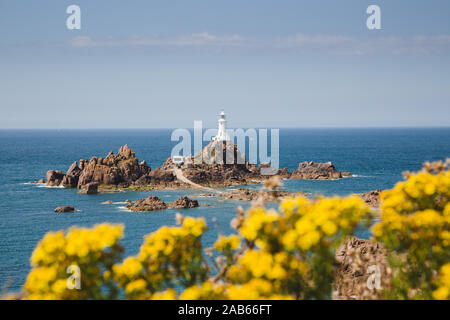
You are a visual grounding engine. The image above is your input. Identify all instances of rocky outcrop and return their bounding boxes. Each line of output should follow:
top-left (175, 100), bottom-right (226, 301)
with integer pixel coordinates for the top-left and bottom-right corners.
top-left (76, 145), bottom-right (151, 187)
top-left (134, 165), bottom-right (178, 187)
top-left (357, 190), bottom-right (382, 208)
top-left (45, 145), bottom-right (151, 190)
top-left (291, 161), bottom-right (347, 180)
top-left (46, 170), bottom-right (65, 186)
top-left (182, 164), bottom-right (251, 187)
top-left (54, 206), bottom-right (77, 213)
top-left (170, 196), bottom-right (199, 209)
top-left (126, 196), bottom-right (199, 212)
top-left (61, 162), bottom-right (82, 188)
top-left (78, 182), bottom-right (99, 194)
top-left (126, 196), bottom-right (168, 212)
top-left (334, 237), bottom-right (389, 300)
top-left (194, 140), bottom-right (246, 166)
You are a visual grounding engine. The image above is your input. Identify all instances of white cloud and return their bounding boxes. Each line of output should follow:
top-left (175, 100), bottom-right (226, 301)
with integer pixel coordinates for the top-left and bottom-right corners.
top-left (68, 36), bottom-right (96, 47)
top-left (65, 32), bottom-right (450, 55)
top-left (67, 32), bottom-right (246, 48)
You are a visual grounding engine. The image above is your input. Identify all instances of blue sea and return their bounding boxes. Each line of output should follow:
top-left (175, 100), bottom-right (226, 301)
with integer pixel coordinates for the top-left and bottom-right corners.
top-left (1, 128), bottom-right (450, 292)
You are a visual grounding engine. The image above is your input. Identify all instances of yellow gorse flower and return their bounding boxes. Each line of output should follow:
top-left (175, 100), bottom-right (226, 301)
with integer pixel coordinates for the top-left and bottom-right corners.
top-left (112, 216), bottom-right (208, 299)
top-left (24, 223), bottom-right (124, 300)
top-left (215, 234), bottom-right (241, 252)
top-left (373, 162), bottom-right (450, 299)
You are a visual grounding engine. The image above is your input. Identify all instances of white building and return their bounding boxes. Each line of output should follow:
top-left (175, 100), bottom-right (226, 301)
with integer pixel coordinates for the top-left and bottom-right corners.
top-left (214, 111), bottom-right (230, 141)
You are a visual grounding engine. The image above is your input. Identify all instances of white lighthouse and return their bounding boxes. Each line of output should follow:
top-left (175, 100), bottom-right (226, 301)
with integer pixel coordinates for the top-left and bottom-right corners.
top-left (214, 111), bottom-right (229, 141)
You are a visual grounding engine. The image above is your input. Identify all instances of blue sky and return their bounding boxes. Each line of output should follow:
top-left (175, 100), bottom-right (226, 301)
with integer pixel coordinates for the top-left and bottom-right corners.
top-left (1, 0), bottom-right (450, 128)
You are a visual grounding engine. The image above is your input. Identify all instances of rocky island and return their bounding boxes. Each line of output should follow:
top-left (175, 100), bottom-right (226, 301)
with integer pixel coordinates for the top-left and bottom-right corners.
top-left (126, 196), bottom-right (199, 212)
top-left (54, 206), bottom-right (78, 213)
top-left (40, 142), bottom-right (352, 194)
top-left (290, 161), bottom-right (351, 180)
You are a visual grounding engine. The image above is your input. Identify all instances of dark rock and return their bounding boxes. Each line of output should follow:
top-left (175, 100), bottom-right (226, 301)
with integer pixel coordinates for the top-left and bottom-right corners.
top-left (126, 196), bottom-right (200, 212)
top-left (135, 167), bottom-right (176, 186)
top-left (45, 145), bottom-right (152, 190)
top-left (169, 196), bottom-right (199, 209)
top-left (276, 167), bottom-right (291, 179)
top-left (290, 161), bottom-right (346, 180)
top-left (79, 182), bottom-right (99, 194)
top-left (126, 196), bottom-right (168, 212)
top-left (61, 161), bottom-right (82, 188)
top-left (54, 206), bottom-right (77, 213)
top-left (46, 170), bottom-right (65, 186)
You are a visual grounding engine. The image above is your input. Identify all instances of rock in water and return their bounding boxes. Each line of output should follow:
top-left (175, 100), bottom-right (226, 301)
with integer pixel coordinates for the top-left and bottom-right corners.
top-left (79, 182), bottom-right (99, 194)
top-left (54, 206), bottom-right (77, 213)
top-left (62, 161), bottom-right (82, 188)
top-left (44, 145), bottom-right (151, 189)
top-left (170, 197), bottom-right (199, 209)
top-left (126, 196), bottom-right (200, 211)
top-left (126, 196), bottom-right (168, 212)
top-left (76, 144), bottom-right (150, 188)
top-left (290, 161), bottom-right (346, 180)
top-left (46, 170), bottom-right (65, 186)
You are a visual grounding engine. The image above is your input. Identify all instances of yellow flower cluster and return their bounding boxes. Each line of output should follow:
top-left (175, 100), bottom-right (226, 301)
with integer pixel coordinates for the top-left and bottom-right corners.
top-left (433, 263), bottom-right (450, 300)
top-left (373, 170), bottom-right (450, 241)
top-left (226, 250), bottom-right (308, 283)
top-left (24, 223), bottom-right (124, 300)
top-left (217, 196), bottom-right (371, 299)
top-left (241, 196), bottom-right (369, 252)
top-left (112, 217), bottom-right (208, 299)
top-left (214, 234), bottom-right (241, 252)
top-left (180, 279), bottom-right (292, 300)
top-left (180, 281), bottom-right (227, 300)
top-left (373, 162), bottom-right (450, 299)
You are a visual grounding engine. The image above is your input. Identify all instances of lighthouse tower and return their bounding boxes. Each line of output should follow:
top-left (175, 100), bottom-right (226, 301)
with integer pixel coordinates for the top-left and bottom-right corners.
top-left (215, 111), bottom-right (229, 141)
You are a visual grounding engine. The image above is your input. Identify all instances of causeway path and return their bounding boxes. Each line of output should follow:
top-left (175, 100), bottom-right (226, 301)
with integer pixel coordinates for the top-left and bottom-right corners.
top-left (171, 167), bottom-right (221, 193)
